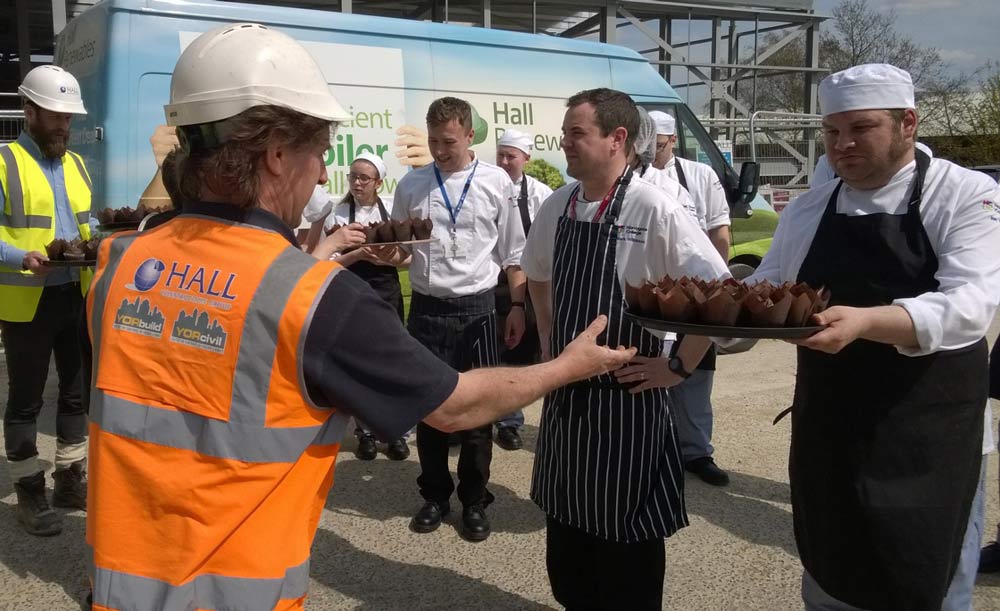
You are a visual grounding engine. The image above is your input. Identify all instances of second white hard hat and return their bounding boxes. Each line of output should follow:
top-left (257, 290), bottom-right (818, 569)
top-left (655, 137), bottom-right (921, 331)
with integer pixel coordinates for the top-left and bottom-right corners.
top-left (164, 23), bottom-right (351, 127)
top-left (18, 65), bottom-right (87, 115)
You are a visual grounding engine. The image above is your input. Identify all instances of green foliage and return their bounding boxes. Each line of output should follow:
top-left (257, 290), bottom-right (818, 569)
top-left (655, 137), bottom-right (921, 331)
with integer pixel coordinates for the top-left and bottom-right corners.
top-left (524, 158), bottom-right (567, 190)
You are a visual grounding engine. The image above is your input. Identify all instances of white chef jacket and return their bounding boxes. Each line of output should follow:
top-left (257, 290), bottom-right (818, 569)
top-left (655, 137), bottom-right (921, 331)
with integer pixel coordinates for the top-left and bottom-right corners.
top-left (509, 174), bottom-right (554, 224)
top-left (522, 175), bottom-right (729, 289)
top-left (662, 157), bottom-right (730, 231)
top-left (753, 158), bottom-right (1000, 455)
top-left (750, 157), bottom-right (1000, 356)
top-left (636, 165), bottom-right (699, 224)
top-left (392, 155), bottom-right (523, 298)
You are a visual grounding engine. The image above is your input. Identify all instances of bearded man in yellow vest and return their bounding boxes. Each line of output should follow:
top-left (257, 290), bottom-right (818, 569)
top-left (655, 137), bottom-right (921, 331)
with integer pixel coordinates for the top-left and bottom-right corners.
top-left (82, 23), bottom-right (635, 610)
top-left (0, 65), bottom-right (91, 536)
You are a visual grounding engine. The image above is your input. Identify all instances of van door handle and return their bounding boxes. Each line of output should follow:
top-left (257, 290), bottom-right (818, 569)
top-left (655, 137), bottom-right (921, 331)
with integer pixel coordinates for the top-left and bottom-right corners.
top-left (95, 127), bottom-right (104, 142)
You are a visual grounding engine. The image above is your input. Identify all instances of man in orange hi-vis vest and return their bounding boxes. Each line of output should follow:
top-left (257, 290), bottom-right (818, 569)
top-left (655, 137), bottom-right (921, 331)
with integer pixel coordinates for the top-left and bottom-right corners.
top-left (81, 23), bottom-right (636, 611)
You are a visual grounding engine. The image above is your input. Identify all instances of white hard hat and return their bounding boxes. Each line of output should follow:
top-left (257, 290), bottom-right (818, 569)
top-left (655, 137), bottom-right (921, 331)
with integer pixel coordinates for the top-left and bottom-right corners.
top-left (164, 23), bottom-right (351, 127)
top-left (18, 65), bottom-right (87, 115)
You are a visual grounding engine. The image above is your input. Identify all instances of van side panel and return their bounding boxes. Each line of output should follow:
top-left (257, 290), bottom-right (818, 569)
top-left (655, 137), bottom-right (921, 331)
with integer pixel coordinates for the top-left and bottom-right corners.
top-left (65, 0), bottom-right (686, 209)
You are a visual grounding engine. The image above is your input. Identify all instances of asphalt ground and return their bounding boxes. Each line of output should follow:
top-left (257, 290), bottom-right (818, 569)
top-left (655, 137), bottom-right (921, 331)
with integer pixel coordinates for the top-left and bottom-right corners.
top-left (1, 331), bottom-right (998, 610)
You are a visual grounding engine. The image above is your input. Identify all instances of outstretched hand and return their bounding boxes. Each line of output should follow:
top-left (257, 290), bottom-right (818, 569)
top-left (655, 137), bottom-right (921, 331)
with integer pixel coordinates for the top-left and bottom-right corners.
top-left (557, 316), bottom-right (637, 381)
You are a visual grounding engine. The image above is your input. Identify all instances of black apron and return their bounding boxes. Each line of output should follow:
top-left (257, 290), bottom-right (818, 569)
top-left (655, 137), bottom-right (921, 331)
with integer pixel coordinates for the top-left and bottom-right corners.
top-left (335, 198), bottom-right (403, 320)
top-left (530, 168), bottom-right (688, 543)
top-left (790, 150), bottom-right (986, 611)
top-left (496, 177), bottom-right (538, 364)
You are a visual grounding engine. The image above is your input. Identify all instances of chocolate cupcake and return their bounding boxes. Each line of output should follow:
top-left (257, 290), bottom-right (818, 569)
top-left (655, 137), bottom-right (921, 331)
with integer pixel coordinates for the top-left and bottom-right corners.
top-left (62, 241), bottom-right (86, 261)
top-left (363, 223), bottom-right (380, 244)
top-left (412, 218), bottom-right (433, 240)
top-left (46, 239), bottom-right (68, 260)
top-left (83, 238), bottom-right (101, 260)
top-left (325, 223), bottom-right (342, 237)
top-left (375, 221), bottom-right (395, 243)
top-left (97, 208), bottom-right (115, 225)
top-left (392, 219), bottom-right (413, 242)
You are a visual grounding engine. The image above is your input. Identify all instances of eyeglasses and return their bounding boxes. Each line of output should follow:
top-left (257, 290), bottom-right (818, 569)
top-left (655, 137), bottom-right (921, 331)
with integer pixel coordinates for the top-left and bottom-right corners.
top-left (347, 173), bottom-right (378, 185)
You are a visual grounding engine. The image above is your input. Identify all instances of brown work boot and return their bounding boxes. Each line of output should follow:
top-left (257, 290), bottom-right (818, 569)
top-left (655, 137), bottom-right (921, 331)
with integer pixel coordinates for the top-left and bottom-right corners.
top-left (13, 471), bottom-right (63, 536)
top-left (52, 461), bottom-right (87, 511)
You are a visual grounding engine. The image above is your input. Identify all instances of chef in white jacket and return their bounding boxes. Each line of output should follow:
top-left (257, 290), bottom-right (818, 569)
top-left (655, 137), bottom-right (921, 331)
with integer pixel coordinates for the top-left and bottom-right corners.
top-left (748, 63), bottom-right (1000, 611)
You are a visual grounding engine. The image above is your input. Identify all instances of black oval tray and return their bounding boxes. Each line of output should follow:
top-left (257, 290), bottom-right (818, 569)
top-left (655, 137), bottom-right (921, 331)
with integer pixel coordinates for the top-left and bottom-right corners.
top-left (625, 312), bottom-right (824, 339)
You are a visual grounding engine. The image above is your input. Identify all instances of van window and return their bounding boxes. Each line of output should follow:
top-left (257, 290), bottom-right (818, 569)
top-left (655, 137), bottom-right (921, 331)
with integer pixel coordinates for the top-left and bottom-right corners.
top-left (639, 103), bottom-right (737, 197)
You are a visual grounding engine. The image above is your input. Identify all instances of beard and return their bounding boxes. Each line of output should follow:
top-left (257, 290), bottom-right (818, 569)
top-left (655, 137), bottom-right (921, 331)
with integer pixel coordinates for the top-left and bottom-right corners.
top-left (32, 127), bottom-right (68, 159)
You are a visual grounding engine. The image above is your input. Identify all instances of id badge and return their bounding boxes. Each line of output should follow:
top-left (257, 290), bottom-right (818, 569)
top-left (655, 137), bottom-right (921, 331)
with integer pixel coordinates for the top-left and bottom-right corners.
top-left (448, 231), bottom-right (469, 260)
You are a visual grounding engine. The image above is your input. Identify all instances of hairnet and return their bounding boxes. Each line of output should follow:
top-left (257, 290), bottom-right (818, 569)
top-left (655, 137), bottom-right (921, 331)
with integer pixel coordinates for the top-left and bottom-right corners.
top-left (634, 107), bottom-right (657, 166)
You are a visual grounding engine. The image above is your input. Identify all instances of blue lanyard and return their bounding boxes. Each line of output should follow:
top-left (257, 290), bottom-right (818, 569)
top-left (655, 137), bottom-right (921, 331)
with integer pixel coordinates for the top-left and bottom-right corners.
top-left (434, 159), bottom-right (479, 227)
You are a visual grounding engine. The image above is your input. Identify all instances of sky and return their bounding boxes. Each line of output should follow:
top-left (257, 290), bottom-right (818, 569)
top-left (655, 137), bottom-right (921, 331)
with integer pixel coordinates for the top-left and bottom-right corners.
top-left (608, 0), bottom-right (999, 111)
top-left (814, 0), bottom-right (999, 76)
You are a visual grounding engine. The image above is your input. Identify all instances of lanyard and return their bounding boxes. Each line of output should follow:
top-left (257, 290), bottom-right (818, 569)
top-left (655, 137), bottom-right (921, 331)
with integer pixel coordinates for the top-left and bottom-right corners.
top-left (569, 169), bottom-right (626, 222)
top-left (434, 159), bottom-right (479, 227)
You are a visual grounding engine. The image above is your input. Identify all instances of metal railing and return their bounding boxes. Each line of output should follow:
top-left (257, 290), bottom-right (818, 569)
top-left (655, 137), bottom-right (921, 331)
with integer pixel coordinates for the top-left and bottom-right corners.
top-left (0, 110), bottom-right (25, 144)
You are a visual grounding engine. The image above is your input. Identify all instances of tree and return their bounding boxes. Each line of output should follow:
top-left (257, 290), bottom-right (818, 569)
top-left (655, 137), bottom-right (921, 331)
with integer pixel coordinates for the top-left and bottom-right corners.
top-left (733, 0), bottom-right (953, 121)
top-left (524, 158), bottom-right (566, 190)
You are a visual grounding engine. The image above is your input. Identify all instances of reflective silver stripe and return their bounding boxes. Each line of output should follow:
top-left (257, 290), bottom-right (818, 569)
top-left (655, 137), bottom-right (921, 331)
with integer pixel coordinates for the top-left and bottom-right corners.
top-left (0, 146), bottom-right (52, 229)
top-left (0, 271), bottom-right (46, 287)
top-left (298, 268), bottom-right (341, 410)
top-left (76, 210), bottom-right (90, 225)
top-left (68, 151), bottom-right (92, 191)
top-left (230, 247), bottom-right (317, 426)
top-left (88, 234), bottom-right (142, 405)
top-left (314, 411), bottom-right (350, 446)
top-left (91, 556), bottom-right (310, 610)
top-left (95, 391), bottom-right (339, 463)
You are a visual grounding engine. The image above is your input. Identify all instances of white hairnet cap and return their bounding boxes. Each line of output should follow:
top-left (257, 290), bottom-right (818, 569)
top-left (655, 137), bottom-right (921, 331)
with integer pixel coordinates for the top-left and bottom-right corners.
top-left (649, 110), bottom-right (675, 136)
top-left (497, 128), bottom-right (533, 154)
top-left (634, 107), bottom-right (657, 165)
top-left (354, 152), bottom-right (387, 179)
top-left (819, 63), bottom-right (915, 116)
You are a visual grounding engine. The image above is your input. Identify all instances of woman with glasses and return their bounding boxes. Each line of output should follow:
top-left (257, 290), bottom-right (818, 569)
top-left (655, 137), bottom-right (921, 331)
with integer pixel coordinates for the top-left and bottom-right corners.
top-left (308, 153), bottom-right (413, 462)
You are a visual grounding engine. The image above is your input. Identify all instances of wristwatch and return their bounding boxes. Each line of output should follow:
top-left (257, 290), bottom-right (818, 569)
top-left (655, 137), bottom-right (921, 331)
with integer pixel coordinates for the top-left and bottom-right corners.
top-left (667, 356), bottom-right (692, 379)
top-left (510, 301), bottom-right (526, 309)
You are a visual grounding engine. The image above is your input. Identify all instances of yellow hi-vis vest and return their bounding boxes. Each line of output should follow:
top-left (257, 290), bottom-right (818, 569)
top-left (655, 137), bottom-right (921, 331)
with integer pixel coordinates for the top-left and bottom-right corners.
top-left (0, 141), bottom-right (93, 322)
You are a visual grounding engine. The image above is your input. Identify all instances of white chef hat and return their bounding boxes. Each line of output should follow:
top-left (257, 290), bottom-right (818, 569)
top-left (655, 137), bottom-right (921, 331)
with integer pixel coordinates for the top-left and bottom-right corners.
top-left (353, 152), bottom-right (387, 179)
top-left (819, 63), bottom-right (915, 116)
top-left (497, 128), bottom-right (533, 154)
top-left (648, 110), bottom-right (676, 136)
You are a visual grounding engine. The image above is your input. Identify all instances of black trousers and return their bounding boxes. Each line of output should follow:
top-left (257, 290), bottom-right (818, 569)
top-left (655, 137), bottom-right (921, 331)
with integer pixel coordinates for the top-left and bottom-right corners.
top-left (546, 515), bottom-right (665, 611)
top-left (408, 291), bottom-right (498, 508)
top-left (1, 284), bottom-right (87, 464)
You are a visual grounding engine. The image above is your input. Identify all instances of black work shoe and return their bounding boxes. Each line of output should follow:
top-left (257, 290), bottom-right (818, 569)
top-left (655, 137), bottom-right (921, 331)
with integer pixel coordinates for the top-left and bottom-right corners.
top-left (685, 457), bottom-right (730, 487)
top-left (385, 438), bottom-right (410, 461)
top-left (411, 501), bottom-right (449, 533)
top-left (355, 435), bottom-right (377, 461)
top-left (495, 426), bottom-right (523, 451)
top-left (980, 541), bottom-right (1000, 573)
top-left (13, 471), bottom-right (62, 536)
top-left (461, 504), bottom-right (491, 542)
top-left (52, 461), bottom-right (88, 511)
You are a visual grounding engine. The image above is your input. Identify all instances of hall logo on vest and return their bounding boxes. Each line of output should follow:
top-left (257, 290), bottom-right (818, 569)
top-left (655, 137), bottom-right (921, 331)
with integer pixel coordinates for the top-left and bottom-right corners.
top-left (113, 297), bottom-right (165, 338)
top-left (127, 258), bottom-right (166, 292)
top-left (158, 262), bottom-right (238, 311)
top-left (170, 308), bottom-right (228, 353)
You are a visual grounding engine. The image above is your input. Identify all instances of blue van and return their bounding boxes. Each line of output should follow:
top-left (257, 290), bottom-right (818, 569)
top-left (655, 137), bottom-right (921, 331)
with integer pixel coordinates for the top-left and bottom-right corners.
top-left (57, 0), bottom-right (764, 256)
